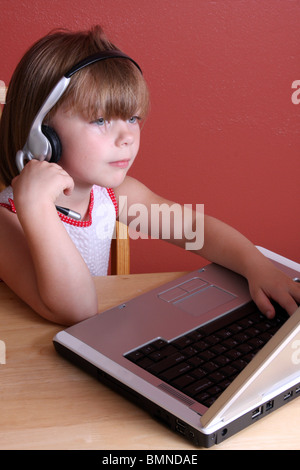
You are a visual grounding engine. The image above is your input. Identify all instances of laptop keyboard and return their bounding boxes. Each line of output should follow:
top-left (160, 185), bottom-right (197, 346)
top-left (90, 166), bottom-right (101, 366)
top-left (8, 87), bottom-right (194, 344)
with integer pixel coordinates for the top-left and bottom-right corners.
top-left (124, 303), bottom-right (288, 408)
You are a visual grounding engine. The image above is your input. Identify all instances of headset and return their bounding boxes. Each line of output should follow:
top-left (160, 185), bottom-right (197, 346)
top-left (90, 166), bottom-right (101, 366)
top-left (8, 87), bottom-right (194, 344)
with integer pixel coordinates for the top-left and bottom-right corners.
top-left (15, 50), bottom-right (142, 220)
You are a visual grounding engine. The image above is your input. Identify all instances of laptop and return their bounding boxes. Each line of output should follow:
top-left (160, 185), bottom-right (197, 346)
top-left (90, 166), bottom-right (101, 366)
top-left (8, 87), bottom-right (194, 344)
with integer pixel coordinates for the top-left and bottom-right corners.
top-left (53, 247), bottom-right (300, 447)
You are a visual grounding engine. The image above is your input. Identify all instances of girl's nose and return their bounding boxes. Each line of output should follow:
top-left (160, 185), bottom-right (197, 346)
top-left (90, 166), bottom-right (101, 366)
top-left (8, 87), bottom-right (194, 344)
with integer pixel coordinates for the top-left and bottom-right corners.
top-left (115, 121), bottom-right (135, 147)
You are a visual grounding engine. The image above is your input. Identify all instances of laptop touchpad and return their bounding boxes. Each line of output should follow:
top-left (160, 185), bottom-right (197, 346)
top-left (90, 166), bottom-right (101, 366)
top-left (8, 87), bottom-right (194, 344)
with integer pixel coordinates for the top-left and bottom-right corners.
top-left (174, 286), bottom-right (236, 316)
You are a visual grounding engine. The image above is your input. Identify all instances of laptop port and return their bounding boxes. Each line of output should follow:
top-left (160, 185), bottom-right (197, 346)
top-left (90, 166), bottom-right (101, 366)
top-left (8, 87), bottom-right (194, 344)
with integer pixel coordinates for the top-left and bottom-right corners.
top-left (251, 406), bottom-right (263, 419)
top-left (265, 400), bottom-right (274, 411)
top-left (283, 391), bottom-right (293, 400)
top-left (296, 386), bottom-right (300, 394)
top-left (175, 419), bottom-right (186, 435)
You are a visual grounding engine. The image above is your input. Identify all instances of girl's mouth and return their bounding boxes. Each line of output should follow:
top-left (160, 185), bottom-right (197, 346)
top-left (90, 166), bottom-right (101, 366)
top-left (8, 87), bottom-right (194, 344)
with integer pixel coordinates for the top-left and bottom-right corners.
top-left (109, 159), bottom-right (131, 168)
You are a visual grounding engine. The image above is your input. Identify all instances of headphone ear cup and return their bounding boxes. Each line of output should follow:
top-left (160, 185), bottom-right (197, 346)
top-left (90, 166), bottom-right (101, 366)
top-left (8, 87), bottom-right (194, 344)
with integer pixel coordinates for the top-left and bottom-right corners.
top-left (42, 124), bottom-right (62, 163)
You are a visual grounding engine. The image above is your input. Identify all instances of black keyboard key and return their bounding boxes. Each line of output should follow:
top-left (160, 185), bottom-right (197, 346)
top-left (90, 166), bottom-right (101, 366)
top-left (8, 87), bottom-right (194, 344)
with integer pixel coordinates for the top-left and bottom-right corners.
top-left (187, 329), bottom-right (205, 341)
top-left (233, 332), bottom-right (250, 343)
top-left (138, 357), bottom-right (154, 369)
top-left (228, 324), bottom-right (243, 334)
top-left (148, 350), bottom-right (167, 362)
top-left (218, 379), bottom-right (232, 391)
top-left (211, 344), bottom-right (228, 355)
top-left (195, 391), bottom-right (210, 403)
top-left (216, 328), bottom-right (232, 339)
top-left (140, 344), bottom-right (156, 355)
top-left (202, 361), bottom-right (219, 373)
top-left (184, 378), bottom-right (214, 397)
top-left (147, 351), bottom-right (186, 375)
top-left (181, 346), bottom-right (199, 357)
top-left (192, 367), bottom-right (207, 379)
top-left (157, 345), bottom-right (177, 357)
top-left (248, 337), bottom-right (265, 349)
top-left (151, 339), bottom-right (169, 349)
top-left (246, 327), bottom-right (261, 337)
top-left (206, 385), bottom-right (222, 397)
top-left (210, 371), bottom-right (226, 383)
top-left (160, 362), bottom-right (192, 381)
top-left (188, 356), bottom-right (204, 368)
top-left (172, 336), bottom-right (194, 349)
top-left (194, 340), bottom-right (210, 351)
top-left (218, 365), bottom-right (238, 377)
top-left (126, 350), bottom-right (145, 363)
top-left (205, 334), bottom-right (221, 345)
top-left (222, 337), bottom-right (239, 349)
top-left (236, 343), bottom-right (253, 355)
top-left (198, 350), bottom-right (216, 361)
top-left (171, 374), bottom-right (196, 390)
top-left (213, 355), bottom-right (231, 367)
top-left (231, 359), bottom-right (248, 371)
top-left (226, 349), bottom-right (242, 360)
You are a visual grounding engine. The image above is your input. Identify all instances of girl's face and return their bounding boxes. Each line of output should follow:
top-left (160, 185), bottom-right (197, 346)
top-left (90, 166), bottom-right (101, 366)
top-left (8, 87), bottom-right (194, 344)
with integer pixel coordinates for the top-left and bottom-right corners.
top-left (50, 107), bottom-right (141, 189)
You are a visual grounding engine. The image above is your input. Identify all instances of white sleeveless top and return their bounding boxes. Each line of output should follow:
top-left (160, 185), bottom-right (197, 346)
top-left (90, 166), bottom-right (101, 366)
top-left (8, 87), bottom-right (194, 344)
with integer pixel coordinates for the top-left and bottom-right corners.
top-left (0, 185), bottom-right (118, 276)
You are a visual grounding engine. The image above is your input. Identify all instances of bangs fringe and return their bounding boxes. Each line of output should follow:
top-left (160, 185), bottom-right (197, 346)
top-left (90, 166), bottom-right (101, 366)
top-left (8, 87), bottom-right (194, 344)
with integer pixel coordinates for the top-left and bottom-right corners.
top-left (60, 59), bottom-right (149, 122)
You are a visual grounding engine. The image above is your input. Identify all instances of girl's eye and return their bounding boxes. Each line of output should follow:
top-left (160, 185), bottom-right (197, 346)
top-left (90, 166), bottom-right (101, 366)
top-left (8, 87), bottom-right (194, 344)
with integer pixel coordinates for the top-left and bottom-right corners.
top-left (128, 116), bottom-right (140, 124)
top-left (92, 118), bottom-right (112, 131)
top-left (95, 118), bottom-right (106, 126)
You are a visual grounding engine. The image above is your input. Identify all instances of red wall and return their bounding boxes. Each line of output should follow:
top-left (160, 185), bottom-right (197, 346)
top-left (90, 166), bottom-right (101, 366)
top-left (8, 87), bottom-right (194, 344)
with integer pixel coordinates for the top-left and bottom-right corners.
top-left (1, 1), bottom-right (299, 273)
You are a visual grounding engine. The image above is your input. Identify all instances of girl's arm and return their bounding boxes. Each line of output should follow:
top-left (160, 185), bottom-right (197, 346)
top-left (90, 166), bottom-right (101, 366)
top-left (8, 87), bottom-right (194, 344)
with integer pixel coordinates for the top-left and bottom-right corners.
top-left (116, 176), bottom-right (300, 318)
top-left (0, 161), bottom-right (98, 325)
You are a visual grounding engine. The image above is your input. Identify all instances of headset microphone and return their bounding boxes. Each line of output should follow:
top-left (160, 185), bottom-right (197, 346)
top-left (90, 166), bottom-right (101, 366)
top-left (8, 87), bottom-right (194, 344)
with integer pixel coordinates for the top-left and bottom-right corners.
top-left (15, 50), bottom-right (142, 221)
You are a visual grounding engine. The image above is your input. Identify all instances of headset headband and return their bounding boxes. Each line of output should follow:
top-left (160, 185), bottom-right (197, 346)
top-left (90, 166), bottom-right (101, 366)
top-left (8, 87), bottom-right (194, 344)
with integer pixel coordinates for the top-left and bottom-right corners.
top-left (66, 50), bottom-right (142, 77)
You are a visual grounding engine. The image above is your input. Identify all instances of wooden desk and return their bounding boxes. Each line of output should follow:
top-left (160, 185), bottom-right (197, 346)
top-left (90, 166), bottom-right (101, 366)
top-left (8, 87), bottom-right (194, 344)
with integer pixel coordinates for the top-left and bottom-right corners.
top-left (0, 273), bottom-right (299, 450)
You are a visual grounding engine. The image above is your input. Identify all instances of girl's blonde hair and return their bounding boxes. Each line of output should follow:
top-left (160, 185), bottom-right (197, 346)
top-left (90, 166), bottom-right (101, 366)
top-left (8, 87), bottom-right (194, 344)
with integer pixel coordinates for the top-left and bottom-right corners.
top-left (0, 26), bottom-right (149, 185)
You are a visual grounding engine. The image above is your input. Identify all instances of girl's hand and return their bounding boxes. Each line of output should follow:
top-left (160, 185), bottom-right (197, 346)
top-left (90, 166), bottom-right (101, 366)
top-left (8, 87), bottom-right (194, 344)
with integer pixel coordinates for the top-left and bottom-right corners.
top-left (12, 159), bottom-right (74, 216)
top-left (246, 259), bottom-right (300, 318)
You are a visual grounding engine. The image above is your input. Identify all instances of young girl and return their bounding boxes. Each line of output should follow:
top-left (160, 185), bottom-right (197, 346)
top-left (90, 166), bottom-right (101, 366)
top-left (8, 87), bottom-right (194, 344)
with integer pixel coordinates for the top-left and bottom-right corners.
top-left (0, 26), bottom-right (299, 325)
